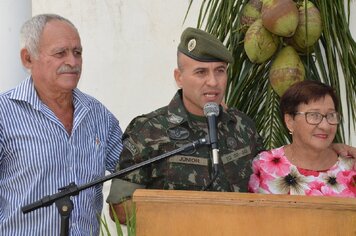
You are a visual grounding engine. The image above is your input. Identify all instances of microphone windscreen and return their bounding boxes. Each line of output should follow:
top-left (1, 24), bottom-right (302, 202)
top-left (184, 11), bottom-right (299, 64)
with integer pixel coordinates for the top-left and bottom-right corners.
top-left (203, 102), bottom-right (219, 117)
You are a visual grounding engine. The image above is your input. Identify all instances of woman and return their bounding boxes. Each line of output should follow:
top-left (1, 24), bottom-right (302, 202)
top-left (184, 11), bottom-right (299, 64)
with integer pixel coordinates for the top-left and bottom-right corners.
top-left (249, 80), bottom-right (356, 197)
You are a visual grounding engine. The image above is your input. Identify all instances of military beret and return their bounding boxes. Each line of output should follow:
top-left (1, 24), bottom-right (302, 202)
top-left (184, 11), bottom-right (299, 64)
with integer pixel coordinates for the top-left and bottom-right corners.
top-left (178, 27), bottom-right (233, 63)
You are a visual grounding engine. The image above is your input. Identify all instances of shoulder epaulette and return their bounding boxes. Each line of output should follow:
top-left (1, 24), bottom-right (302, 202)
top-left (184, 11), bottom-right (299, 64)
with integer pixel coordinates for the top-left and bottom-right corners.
top-left (125, 105), bottom-right (169, 133)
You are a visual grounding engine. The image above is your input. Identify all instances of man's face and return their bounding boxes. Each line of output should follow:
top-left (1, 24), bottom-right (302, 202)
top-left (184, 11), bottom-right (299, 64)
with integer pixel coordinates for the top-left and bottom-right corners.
top-left (174, 53), bottom-right (228, 116)
top-left (23, 20), bottom-right (82, 95)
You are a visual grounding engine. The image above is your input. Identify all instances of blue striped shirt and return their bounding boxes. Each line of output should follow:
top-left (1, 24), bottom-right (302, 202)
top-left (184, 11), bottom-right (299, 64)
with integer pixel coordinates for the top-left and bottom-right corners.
top-left (0, 77), bottom-right (123, 236)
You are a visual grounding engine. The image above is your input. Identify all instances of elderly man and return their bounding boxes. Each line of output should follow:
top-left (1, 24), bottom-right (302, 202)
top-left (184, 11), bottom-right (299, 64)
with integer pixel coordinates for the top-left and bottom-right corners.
top-left (0, 14), bottom-right (123, 235)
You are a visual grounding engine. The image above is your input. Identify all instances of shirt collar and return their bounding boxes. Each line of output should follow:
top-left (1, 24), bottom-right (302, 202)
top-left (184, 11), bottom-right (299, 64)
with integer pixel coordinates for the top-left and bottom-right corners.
top-left (167, 90), bottom-right (189, 126)
top-left (167, 89), bottom-right (236, 126)
top-left (8, 76), bottom-right (41, 110)
top-left (8, 76), bottom-right (91, 111)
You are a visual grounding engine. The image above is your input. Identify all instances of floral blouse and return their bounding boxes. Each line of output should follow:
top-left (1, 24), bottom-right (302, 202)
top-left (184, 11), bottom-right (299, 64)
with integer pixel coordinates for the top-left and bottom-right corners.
top-left (248, 146), bottom-right (356, 197)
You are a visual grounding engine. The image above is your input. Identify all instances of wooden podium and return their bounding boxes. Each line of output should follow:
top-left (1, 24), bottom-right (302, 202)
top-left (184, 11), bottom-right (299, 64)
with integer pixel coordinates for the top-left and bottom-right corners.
top-left (133, 189), bottom-right (356, 236)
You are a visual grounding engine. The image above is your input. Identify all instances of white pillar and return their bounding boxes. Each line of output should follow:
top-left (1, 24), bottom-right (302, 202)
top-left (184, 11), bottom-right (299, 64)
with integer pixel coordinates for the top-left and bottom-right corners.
top-left (0, 0), bottom-right (32, 92)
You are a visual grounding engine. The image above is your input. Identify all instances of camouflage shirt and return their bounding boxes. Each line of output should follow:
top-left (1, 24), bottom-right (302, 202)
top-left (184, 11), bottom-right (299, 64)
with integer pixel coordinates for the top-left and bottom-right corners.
top-left (108, 90), bottom-right (263, 202)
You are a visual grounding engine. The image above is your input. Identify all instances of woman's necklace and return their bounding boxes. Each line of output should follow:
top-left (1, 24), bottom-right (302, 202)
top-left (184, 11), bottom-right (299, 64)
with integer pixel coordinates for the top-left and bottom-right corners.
top-left (287, 145), bottom-right (298, 165)
top-left (287, 145), bottom-right (338, 170)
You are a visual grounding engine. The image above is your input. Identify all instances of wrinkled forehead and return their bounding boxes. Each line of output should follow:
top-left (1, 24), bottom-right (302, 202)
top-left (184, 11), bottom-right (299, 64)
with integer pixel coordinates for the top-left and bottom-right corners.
top-left (40, 20), bottom-right (81, 49)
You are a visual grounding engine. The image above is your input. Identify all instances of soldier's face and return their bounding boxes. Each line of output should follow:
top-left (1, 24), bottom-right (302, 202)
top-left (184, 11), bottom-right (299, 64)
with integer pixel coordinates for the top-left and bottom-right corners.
top-left (174, 54), bottom-right (227, 116)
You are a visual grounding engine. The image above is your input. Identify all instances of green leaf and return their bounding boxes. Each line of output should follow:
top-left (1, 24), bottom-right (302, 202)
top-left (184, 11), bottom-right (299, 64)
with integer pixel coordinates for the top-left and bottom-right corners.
top-left (187, 0), bottom-right (356, 148)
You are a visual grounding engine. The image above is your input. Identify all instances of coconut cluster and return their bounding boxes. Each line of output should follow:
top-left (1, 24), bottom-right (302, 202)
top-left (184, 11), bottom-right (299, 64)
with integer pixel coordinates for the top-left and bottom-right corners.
top-left (241, 0), bottom-right (322, 96)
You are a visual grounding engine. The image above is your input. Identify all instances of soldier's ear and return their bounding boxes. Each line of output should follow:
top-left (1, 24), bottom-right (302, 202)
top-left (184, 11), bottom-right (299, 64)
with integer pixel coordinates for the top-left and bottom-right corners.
top-left (174, 68), bottom-right (183, 88)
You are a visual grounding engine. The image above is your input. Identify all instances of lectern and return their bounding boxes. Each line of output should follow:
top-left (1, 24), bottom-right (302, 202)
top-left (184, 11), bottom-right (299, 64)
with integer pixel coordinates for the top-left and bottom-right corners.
top-left (133, 189), bottom-right (356, 236)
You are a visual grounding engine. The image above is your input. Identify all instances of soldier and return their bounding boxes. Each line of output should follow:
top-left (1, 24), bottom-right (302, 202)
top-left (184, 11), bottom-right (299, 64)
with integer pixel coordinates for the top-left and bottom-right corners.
top-left (107, 27), bottom-right (263, 223)
top-left (107, 27), bottom-right (356, 223)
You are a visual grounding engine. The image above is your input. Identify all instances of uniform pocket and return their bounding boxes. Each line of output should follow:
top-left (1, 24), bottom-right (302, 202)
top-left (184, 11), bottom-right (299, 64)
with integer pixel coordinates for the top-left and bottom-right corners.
top-left (154, 155), bottom-right (210, 190)
top-left (221, 146), bottom-right (254, 192)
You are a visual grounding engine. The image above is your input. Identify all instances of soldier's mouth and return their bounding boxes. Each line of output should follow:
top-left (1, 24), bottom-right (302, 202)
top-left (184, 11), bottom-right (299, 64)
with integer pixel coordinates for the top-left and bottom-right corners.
top-left (203, 93), bottom-right (219, 98)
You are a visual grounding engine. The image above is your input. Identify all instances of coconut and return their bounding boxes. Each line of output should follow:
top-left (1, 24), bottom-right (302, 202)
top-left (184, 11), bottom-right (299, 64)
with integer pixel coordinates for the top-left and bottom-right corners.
top-left (240, 0), bottom-right (263, 31)
top-left (284, 36), bottom-right (315, 54)
top-left (269, 46), bottom-right (305, 96)
top-left (244, 19), bottom-right (279, 63)
top-left (261, 0), bottom-right (299, 37)
top-left (292, 1), bottom-right (322, 50)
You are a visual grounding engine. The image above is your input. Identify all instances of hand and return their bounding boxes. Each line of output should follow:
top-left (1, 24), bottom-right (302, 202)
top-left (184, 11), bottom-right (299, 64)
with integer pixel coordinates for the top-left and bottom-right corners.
top-left (331, 143), bottom-right (356, 157)
top-left (109, 199), bottom-right (133, 225)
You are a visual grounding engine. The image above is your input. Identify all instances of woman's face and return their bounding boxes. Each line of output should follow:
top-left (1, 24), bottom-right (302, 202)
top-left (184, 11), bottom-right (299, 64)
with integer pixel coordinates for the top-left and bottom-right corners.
top-left (285, 95), bottom-right (338, 152)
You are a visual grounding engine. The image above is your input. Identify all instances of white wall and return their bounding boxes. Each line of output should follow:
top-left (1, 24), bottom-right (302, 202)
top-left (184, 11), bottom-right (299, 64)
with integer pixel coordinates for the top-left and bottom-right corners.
top-left (0, 0), bottom-right (31, 90)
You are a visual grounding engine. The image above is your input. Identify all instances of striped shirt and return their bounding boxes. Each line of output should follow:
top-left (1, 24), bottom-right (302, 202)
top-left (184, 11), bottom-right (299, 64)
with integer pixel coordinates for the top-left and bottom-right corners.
top-left (0, 77), bottom-right (123, 236)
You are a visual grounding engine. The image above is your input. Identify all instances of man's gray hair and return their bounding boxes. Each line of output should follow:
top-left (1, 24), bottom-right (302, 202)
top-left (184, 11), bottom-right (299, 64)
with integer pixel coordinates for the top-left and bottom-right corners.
top-left (20, 14), bottom-right (78, 58)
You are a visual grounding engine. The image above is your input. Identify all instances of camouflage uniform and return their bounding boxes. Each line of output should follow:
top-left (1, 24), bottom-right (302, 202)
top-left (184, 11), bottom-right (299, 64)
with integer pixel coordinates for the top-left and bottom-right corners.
top-left (107, 90), bottom-right (263, 202)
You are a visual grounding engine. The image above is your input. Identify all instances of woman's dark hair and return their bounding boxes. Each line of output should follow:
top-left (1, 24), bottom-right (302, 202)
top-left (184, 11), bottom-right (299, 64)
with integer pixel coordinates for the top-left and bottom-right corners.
top-left (280, 80), bottom-right (339, 116)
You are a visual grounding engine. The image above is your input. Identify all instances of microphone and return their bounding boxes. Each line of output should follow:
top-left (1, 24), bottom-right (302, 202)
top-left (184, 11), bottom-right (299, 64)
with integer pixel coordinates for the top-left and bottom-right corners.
top-left (203, 102), bottom-right (220, 172)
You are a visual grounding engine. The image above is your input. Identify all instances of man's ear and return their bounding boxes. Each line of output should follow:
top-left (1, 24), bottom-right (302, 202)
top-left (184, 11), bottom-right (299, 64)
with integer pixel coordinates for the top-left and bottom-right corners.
top-left (174, 68), bottom-right (182, 88)
top-left (20, 48), bottom-right (33, 69)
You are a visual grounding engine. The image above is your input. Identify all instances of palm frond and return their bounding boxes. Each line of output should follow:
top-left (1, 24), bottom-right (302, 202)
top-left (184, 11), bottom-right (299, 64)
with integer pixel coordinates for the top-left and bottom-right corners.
top-left (187, 0), bottom-right (356, 149)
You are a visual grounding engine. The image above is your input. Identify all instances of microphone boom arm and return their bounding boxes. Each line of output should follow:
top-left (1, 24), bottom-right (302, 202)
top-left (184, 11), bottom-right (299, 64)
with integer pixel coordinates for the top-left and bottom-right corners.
top-left (21, 137), bottom-right (208, 214)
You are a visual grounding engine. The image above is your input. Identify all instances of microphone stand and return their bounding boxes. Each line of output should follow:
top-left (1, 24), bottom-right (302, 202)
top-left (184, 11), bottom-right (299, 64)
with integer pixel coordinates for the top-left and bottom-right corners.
top-left (21, 138), bottom-right (207, 236)
top-left (202, 152), bottom-right (219, 191)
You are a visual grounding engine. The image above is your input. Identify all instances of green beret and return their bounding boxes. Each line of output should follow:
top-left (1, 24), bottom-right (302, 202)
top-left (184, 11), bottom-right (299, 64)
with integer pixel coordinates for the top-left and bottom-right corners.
top-left (178, 27), bottom-right (233, 63)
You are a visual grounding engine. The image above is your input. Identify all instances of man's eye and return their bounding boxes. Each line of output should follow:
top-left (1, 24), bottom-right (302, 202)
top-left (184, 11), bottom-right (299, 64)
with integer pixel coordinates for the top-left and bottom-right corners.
top-left (74, 50), bottom-right (82, 56)
top-left (55, 51), bottom-right (65, 57)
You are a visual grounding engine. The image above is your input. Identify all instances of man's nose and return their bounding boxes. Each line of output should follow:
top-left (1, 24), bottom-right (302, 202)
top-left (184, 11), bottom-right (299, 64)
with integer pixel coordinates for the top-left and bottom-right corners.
top-left (65, 53), bottom-right (81, 66)
top-left (206, 73), bottom-right (218, 86)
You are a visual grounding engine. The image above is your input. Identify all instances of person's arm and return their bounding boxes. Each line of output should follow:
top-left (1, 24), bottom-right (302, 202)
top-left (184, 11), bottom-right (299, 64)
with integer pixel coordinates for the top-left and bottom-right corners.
top-left (107, 178), bottom-right (144, 224)
top-left (107, 117), bottom-right (152, 224)
top-left (331, 143), bottom-right (356, 157)
top-left (105, 112), bottom-right (124, 173)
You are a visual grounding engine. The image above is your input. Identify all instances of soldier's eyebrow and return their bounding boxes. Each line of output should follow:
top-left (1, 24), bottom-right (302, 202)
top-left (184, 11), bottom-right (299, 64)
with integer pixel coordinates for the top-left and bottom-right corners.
top-left (193, 66), bottom-right (208, 72)
top-left (215, 65), bottom-right (227, 70)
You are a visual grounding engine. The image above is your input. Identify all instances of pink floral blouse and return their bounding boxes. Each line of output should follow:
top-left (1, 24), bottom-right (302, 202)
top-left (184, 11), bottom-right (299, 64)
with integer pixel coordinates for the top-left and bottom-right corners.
top-left (248, 146), bottom-right (356, 197)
